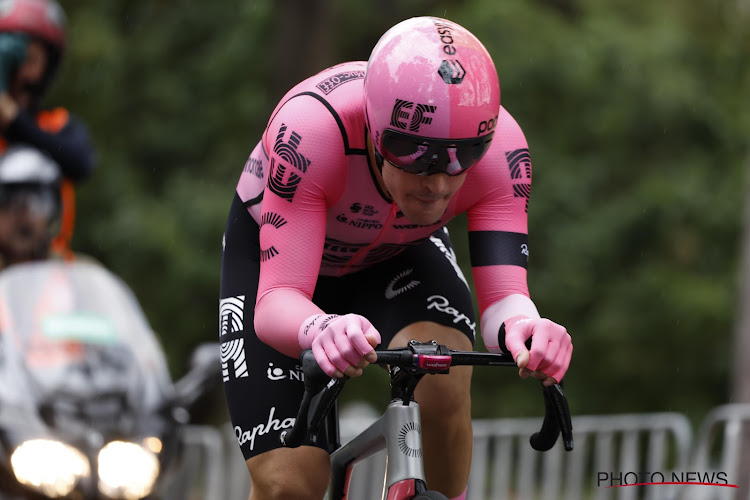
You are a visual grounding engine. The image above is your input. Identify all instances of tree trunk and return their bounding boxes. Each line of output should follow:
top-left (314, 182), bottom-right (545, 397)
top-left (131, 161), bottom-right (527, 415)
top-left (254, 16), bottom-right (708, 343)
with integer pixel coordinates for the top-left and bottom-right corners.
top-left (730, 146), bottom-right (750, 494)
top-left (730, 0), bottom-right (750, 493)
top-left (733, 151), bottom-right (750, 402)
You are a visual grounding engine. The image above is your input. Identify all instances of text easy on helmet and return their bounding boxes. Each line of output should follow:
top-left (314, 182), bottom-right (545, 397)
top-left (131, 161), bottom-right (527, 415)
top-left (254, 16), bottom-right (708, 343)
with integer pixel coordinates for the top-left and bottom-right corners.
top-left (365, 16), bottom-right (500, 154)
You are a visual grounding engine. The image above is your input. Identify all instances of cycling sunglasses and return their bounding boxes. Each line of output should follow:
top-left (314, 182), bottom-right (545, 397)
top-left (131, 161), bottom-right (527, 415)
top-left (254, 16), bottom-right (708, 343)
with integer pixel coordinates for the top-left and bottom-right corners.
top-left (0, 184), bottom-right (60, 218)
top-left (378, 129), bottom-right (495, 176)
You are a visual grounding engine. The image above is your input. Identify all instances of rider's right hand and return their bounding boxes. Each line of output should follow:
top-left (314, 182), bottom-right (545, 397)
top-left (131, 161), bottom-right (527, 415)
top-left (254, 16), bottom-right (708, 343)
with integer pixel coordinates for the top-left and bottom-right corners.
top-left (298, 313), bottom-right (380, 378)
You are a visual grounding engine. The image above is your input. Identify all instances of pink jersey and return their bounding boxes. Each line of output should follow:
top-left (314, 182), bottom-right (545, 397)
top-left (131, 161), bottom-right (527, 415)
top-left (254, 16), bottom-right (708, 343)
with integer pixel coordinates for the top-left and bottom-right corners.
top-left (236, 62), bottom-right (533, 357)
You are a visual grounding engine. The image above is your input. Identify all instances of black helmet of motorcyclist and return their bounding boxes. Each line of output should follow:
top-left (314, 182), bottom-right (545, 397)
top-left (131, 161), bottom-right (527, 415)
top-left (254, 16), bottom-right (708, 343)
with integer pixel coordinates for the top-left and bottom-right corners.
top-left (0, 145), bottom-right (61, 267)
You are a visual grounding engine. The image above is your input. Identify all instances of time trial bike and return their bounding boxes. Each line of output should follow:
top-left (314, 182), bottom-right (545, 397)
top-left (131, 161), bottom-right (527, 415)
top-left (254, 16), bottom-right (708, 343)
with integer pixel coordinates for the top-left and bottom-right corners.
top-left (281, 339), bottom-right (573, 500)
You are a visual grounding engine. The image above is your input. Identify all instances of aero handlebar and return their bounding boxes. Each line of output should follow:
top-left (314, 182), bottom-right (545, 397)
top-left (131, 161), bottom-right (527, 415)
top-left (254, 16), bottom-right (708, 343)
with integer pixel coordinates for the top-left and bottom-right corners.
top-left (282, 342), bottom-right (573, 452)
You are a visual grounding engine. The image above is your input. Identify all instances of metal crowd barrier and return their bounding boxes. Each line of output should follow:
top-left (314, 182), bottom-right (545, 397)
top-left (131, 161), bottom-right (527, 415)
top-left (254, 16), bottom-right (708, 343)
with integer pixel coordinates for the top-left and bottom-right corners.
top-left (682, 404), bottom-right (750, 500)
top-left (469, 413), bottom-right (692, 500)
top-left (160, 425), bottom-right (227, 500)
top-left (174, 404), bottom-right (750, 500)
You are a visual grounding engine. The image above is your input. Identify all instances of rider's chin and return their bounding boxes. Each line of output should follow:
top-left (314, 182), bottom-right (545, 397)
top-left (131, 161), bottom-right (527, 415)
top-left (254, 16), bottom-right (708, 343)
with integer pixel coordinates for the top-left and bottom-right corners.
top-left (399, 201), bottom-right (443, 225)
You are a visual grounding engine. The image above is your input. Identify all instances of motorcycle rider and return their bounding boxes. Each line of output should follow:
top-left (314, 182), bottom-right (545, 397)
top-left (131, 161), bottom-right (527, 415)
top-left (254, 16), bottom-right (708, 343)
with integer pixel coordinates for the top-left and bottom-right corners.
top-left (0, 0), bottom-right (96, 262)
top-left (0, 145), bottom-right (61, 270)
top-left (0, 0), bottom-right (95, 178)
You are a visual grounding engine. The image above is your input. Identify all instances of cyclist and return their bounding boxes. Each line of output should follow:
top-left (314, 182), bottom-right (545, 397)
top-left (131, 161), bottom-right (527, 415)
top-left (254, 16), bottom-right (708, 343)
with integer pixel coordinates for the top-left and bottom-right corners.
top-left (220, 16), bottom-right (573, 500)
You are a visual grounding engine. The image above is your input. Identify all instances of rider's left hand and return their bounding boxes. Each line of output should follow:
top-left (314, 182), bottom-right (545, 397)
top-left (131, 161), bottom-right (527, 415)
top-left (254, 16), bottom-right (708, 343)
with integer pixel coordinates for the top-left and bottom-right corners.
top-left (503, 315), bottom-right (572, 386)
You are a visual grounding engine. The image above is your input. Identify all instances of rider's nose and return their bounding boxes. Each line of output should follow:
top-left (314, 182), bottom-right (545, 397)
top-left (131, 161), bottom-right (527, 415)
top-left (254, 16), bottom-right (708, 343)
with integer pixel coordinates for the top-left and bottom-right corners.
top-left (421, 173), bottom-right (448, 194)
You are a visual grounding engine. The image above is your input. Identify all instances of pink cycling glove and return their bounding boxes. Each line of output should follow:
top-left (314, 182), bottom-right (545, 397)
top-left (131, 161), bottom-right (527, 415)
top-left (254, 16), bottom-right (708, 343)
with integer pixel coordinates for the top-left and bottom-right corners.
top-left (503, 315), bottom-right (572, 384)
top-left (298, 313), bottom-right (381, 377)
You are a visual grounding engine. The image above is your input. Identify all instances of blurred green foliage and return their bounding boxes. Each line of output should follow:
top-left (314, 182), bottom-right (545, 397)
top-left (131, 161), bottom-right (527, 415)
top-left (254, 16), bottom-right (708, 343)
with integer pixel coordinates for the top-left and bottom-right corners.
top-left (47, 0), bottom-right (749, 424)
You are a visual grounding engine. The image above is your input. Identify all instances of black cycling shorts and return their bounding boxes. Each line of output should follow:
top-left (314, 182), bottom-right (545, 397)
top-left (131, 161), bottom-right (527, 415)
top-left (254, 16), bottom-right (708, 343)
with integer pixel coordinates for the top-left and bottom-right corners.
top-left (219, 193), bottom-right (475, 460)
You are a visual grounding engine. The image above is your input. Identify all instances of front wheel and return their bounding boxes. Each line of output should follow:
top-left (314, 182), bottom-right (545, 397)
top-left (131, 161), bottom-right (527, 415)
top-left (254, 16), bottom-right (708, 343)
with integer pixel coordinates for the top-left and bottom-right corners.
top-left (413, 492), bottom-right (449, 499)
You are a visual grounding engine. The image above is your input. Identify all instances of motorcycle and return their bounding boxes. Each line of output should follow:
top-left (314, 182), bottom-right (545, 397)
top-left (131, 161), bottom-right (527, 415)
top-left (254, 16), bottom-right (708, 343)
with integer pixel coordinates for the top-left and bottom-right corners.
top-left (0, 258), bottom-right (221, 499)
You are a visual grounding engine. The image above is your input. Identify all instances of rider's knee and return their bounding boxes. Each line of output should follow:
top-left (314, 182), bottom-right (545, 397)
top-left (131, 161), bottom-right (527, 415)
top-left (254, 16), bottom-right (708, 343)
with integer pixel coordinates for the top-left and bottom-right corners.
top-left (247, 447), bottom-right (330, 499)
top-left (416, 366), bottom-right (473, 418)
top-left (250, 477), bottom-right (328, 500)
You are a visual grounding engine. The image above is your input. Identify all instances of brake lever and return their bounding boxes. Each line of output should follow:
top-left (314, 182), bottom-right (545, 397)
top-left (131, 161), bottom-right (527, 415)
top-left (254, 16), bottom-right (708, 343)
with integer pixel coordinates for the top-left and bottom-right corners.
top-left (529, 381), bottom-right (573, 452)
top-left (549, 383), bottom-right (574, 451)
top-left (281, 349), bottom-right (336, 448)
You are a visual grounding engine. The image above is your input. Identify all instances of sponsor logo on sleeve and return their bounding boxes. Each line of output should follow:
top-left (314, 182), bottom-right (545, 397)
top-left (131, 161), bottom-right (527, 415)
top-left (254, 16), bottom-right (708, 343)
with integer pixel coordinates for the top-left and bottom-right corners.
top-left (268, 124), bottom-right (311, 203)
top-left (243, 156), bottom-right (264, 179)
top-left (259, 212), bottom-right (287, 262)
top-left (506, 148), bottom-right (532, 212)
top-left (260, 212), bottom-right (288, 229)
top-left (316, 70), bottom-right (365, 95)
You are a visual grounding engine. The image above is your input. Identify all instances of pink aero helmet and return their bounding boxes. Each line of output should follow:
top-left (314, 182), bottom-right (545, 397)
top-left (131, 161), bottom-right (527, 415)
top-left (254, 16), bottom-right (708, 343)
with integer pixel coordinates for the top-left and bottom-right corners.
top-left (365, 17), bottom-right (500, 175)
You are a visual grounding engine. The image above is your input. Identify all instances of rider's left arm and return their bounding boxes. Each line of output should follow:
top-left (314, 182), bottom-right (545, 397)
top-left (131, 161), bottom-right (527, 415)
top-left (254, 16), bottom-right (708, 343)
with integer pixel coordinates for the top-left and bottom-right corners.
top-left (464, 108), bottom-right (572, 385)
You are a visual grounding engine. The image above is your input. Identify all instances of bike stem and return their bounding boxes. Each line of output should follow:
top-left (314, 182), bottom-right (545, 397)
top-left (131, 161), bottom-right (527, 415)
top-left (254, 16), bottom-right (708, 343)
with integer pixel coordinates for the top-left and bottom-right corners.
top-left (390, 366), bottom-right (425, 405)
top-left (389, 340), bottom-right (447, 405)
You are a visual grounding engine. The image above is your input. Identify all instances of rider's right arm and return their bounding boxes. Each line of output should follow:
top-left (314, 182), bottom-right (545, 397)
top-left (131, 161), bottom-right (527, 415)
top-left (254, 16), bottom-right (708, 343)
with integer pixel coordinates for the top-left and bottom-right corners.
top-left (251, 95), bottom-right (347, 358)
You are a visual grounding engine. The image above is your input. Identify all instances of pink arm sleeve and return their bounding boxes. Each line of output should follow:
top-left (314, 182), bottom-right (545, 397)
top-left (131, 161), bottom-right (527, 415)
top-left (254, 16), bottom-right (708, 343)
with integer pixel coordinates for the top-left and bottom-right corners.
top-left (463, 108), bottom-right (537, 334)
top-left (255, 289), bottom-right (323, 357)
top-left (253, 97), bottom-right (346, 358)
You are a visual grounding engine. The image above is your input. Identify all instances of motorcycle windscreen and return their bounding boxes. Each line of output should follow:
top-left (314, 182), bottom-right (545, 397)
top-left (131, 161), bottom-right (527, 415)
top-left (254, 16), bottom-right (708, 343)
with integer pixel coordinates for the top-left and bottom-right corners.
top-left (0, 259), bottom-right (174, 413)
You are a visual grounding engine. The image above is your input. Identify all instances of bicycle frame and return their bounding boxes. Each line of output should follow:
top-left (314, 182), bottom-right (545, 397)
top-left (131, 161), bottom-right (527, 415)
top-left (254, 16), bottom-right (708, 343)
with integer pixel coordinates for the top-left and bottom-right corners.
top-left (330, 400), bottom-right (426, 500)
top-left (281, 340), bottom-right (573, 500)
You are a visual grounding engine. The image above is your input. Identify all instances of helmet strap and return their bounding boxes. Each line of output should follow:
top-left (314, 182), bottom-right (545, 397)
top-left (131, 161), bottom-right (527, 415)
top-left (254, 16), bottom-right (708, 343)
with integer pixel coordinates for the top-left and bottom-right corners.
top-left (365, 128), bottom-right (392, 201)
top-left (365, 127), bottom-right (384, 174)
top-left (374, 149), bottom-right (384, 173)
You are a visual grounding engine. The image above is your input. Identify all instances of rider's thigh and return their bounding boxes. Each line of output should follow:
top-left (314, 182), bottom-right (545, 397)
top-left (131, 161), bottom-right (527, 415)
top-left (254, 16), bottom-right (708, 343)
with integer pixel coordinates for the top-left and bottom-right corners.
top-left (247, 446), bottom-right (331, 500)
top-left (388, 321), bottom-right (473, 414)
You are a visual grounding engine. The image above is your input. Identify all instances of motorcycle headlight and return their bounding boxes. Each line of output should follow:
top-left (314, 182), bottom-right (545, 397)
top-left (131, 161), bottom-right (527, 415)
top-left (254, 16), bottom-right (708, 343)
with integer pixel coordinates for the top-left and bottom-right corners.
top-left (98, 441), bottom-right (160, 499)
top-left (10, 439), bottom-right (90, 497)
